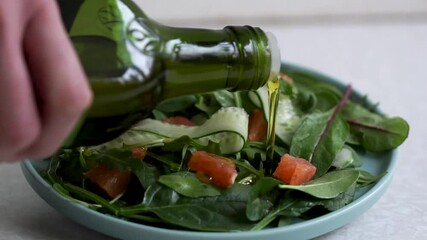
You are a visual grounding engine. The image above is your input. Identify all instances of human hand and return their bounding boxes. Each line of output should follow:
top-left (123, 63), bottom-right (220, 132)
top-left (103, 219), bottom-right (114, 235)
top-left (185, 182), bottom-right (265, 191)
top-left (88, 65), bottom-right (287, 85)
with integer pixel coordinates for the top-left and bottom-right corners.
top-left (0, 0), bottom-right (93, 162)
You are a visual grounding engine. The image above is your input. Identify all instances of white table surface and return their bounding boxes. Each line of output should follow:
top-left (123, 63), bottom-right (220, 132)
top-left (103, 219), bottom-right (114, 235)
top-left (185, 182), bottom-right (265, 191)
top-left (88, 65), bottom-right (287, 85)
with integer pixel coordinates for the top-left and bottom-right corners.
top-left (1, 21), bottom-right (426, 240)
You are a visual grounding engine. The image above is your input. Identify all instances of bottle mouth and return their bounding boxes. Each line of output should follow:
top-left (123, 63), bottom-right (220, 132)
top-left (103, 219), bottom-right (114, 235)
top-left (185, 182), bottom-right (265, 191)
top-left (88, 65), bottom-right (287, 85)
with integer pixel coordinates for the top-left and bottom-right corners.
top-left (266, 32), bottom-right (281, 82)
top-left (224, 26), bottom-right (281, 91)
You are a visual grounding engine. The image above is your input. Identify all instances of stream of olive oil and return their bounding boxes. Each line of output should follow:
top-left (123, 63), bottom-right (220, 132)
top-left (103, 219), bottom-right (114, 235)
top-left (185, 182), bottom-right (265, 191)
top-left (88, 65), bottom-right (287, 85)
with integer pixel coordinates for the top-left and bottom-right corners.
top-left (266, 76), bottom-right (280, 170)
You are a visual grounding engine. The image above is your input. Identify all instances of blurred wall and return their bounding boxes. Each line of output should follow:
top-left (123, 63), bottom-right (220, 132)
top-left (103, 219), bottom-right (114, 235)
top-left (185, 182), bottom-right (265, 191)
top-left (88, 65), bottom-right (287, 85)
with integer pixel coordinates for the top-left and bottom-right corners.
top-left (134, 0), bottom-right (427, 27)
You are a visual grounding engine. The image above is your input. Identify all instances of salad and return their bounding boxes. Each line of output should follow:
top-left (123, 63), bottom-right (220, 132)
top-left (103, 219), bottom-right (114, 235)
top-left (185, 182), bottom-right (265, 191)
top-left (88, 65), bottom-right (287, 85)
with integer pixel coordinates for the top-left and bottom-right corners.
top-left (45, 66), bottom-right (409, 232)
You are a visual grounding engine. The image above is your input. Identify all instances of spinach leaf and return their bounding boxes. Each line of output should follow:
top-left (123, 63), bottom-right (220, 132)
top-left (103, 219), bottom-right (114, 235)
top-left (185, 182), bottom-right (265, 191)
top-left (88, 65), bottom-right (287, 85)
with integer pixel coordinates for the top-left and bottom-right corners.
top-left (294, 90), bottom-right (317, 112)
top-left (251, 192), bottom-right (299, 230)
top-left (357, 170), bottom-right (387, 188)
top-left (290, 111), bottom-right (349, 177)
top-left (321, 183), bottom-right (356, 211)
top-left (213, 90), bottom-right (236, 107)
top-left (195, 94), bottom-right (221, 117)
top-left (288, 71), bottom-right (342, 111)
top-left (246, 177), bottom-right (281, 221)
top-left (252, 183), bottom-right (356, 230)
top-left (342, 101), bottom-right (409, 151)
top-left (151, 109), bottom-right (167, 120)
top-left (143, 183), bottom-right (255, 231)
top-left (279, 183), bottom-right (356, 217)
top-left (133, 162), bottom-right (160, 189)
top-left (158, 172), bottom-right (221, 198)
top-left (290, 86), bottom-right (352, 176)
top-left (278, 169), bottom-right (360, 199)
top-left (348, 117), bottom-right (409, 152)
top-left (155, 95), bottom-right (197, 113)
top-left (331, 145), bottom-right (361, 169)
top-left (313, 89), bottom-right (341, 112)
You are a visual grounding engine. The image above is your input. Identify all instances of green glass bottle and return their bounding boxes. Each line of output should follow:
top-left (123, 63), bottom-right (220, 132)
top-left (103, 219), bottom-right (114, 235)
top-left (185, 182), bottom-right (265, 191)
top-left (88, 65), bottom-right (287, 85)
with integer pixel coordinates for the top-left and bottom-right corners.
top-left (58, 0), bottom-right (281, 147)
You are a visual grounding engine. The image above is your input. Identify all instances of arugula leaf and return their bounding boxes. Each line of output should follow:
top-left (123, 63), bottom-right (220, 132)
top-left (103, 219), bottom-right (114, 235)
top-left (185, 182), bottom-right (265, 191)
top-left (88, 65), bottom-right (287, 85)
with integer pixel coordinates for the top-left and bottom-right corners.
top-left (162, 136), bottom-right (222, 155)
top-left (82, 148), bottom-right (142, 171)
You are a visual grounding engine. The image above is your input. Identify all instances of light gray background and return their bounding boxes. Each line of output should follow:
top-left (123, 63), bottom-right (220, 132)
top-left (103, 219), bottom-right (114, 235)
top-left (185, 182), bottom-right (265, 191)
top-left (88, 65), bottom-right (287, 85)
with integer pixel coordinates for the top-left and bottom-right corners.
top-left (1, 1), bottom-right (426, 239)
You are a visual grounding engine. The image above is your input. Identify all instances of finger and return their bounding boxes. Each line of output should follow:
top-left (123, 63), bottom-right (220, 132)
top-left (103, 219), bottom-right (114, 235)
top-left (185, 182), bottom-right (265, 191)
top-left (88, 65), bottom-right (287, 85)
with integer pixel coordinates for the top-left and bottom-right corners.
top-left (21, 2), bottom-right (92, 159)
top-left (0, 4), bottom-right (41, 162)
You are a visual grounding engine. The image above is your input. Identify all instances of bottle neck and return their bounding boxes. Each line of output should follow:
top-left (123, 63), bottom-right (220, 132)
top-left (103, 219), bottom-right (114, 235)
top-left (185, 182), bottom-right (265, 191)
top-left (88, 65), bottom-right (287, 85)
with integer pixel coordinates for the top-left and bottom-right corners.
top-left (159, 25), bottom-right (281, 99)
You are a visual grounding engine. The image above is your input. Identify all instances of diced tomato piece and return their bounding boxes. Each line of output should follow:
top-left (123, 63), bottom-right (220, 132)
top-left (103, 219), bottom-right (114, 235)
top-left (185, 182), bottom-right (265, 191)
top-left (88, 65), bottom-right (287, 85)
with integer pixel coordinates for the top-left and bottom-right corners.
top-left (279, 72), bottom-right (294, 84)
top-left (273, 154), bottom-right (316, 185)
top-left (162, 116), bottom-right (194, 126)
top-left (188, 151), bottom-right (237, 188)
top-left (85, 164), bottom-right (132, 198)
top-left (248, 109), bottom-right (267, 141)
top-left (131, 147), bottom-right (148, 159)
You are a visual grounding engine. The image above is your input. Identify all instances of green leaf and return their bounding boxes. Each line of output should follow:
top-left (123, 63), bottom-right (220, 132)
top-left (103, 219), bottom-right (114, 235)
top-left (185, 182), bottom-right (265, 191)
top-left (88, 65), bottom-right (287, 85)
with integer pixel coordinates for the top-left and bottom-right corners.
top-left (288, 72), bottom-right (342, 111)
top-left (342, 101), bottom-right (409, 151)
top-left (155, 95), bottom-right (197, 113)
top-left (213, 90), bottom-right (236, 107)
top-left (280, 183), bottom-right (356, 217)
top-left (251, 192), bottom-right (299, 230)
top-left (151, 109), bottom-right (167, 120)
top-left (251, 183), bottom-right (356, 230)
top-left (162, 135), bottom-right (221, 155)
top-left (195, 94), bottom-right (221, 116)
top-left (240, 141), bottom-right (267, 162)
top-left (290, 85), bottom-right (352, 177)
top-left (357, 170), bottom-right (387, 188)
top-left (331, 145), bottom-right (361, 169)
top-left (290, 110), bottom-right (349, 176)
top-left (246, 177), bottom-right (281, 221)
top-left (320, 183), bottom-right (356, 211)
top-left (294, 90), bottom-right (317, 112)
top-left (349, 117), bottom-right (409, 152)
top-left (83, 148), bottom-right (142, 171)
top-left (133, 162), bottom-right (160, 189)
top-left (143, 183), bottom-right (255, 231)
top-left (158, 173), bottom-right (221, 198)
top-left (278, 169), bottom-right (360, 199)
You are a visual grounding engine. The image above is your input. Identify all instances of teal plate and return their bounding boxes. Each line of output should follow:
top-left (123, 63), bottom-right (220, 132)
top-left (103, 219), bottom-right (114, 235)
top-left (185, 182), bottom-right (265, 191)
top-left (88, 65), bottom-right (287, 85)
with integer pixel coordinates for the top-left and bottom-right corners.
top-left (21, 63), bottom-right (398, 240)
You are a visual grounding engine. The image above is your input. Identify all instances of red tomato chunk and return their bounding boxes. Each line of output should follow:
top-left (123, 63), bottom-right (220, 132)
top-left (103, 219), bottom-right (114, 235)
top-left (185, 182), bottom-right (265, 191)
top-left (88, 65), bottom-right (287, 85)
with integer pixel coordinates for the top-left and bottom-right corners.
top-left (188, 151), bottom-right (238, 188)
top-left (162, 116), bottom-right (194, 126)
top-left (273, 154), bottom-right (316, 185)
top-left (131, 147), bottom-right (148, 159)
top-left (85, 164), bottom-right (132, 198)
top-left (248, 109), bottom-right (267, 141)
